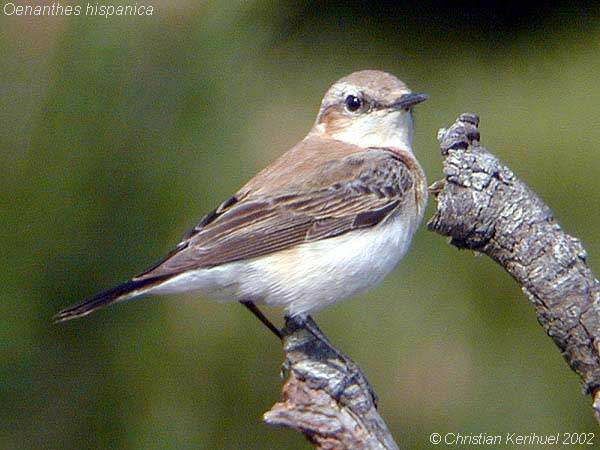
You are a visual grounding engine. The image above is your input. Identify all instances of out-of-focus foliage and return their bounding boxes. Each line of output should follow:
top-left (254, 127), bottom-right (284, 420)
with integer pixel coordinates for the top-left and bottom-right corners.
top-left (2, 2), bottom-right (599, 448)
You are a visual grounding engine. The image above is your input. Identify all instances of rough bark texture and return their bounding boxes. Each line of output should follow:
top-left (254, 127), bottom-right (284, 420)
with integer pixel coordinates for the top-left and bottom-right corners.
top-left (264, 316), bottom-right (399, 449)
top-left (428, 113), bottom-right (600, 422)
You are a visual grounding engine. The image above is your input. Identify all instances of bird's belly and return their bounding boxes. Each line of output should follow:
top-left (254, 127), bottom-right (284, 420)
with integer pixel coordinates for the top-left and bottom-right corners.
top-left (152, 211), bottom-right (419, 316)
top-left (233, 212), bottom-right (417, 315)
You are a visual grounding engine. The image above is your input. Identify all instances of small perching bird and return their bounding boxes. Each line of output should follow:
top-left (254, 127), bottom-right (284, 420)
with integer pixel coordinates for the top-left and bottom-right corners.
top-left (56, 70), bottom-right (428, 338)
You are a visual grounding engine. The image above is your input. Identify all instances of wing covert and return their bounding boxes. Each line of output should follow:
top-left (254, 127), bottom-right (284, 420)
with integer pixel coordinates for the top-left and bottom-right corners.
top-left (135, 149), bottom-right (415, 280)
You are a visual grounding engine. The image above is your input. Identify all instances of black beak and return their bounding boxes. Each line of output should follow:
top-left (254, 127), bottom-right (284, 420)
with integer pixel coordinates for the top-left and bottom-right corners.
top-left (390, 93), bottom-right (428, 110)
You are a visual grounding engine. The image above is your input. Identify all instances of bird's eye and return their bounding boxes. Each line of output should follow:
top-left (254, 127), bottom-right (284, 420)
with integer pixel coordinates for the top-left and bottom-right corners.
top-left (344, 95), bottom-right (362, 112)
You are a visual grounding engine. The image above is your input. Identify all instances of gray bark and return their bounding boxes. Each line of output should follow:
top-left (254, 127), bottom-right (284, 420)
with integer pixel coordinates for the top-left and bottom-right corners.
top-left (264, 316), bottom-right (399, 449)
top-left (428, 113), bottom-right (600, 422)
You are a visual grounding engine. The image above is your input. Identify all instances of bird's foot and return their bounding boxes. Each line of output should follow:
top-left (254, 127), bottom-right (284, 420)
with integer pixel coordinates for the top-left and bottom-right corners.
top-left (282, 314), bottom-right (378, 407)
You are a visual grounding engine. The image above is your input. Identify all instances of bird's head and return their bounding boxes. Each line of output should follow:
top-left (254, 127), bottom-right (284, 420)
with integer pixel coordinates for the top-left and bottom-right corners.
top-left (311, 70), bottom-right (427, 151)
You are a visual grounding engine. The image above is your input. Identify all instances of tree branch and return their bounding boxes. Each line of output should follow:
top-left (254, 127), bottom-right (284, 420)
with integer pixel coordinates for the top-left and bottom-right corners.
top-left (428, 113), bottom-right (600, 422)
top-left (264, 316), bottom-right (399, 449)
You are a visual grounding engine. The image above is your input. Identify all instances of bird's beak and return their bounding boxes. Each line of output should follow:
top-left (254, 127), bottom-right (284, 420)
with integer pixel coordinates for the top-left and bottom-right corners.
top-left (390, 93), bottom-right (428, 110)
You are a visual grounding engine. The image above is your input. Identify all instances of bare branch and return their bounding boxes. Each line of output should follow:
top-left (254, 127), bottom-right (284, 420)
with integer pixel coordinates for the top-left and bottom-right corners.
top-left (428, 113), bottom-right (600, 422)
top-left (264, 316), bottom-right (399, 449)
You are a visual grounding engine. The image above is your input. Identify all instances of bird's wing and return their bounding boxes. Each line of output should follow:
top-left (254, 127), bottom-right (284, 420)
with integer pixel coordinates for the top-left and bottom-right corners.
top-left (134, 149), bottom-right (417, 280)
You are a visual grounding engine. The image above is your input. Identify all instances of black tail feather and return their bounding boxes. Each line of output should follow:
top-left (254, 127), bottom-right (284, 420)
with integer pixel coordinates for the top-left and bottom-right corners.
top-left (54, 275), bottom-right (171, 323)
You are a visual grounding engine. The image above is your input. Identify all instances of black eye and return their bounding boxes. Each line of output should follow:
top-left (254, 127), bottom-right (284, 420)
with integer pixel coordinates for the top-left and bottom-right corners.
top-left (344, 95), bottom-right (362, 112)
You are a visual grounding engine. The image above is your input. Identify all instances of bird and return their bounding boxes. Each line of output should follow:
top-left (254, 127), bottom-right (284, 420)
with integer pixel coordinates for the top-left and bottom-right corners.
top-left (55, 70), bottom-right (428, 339)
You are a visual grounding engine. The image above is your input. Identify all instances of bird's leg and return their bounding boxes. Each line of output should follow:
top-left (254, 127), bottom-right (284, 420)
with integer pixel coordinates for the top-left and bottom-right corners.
top-left (284, 314), bottom-right (378, 406)
top-left (240, 300), bottom-right (283, 339)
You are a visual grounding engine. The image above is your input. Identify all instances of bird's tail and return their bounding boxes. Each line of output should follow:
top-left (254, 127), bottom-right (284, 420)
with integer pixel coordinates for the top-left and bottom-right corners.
top-left (54, 275), bottom-right (171, 323)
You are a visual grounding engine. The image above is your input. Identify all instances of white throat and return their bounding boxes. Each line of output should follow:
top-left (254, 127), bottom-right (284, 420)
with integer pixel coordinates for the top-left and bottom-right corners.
top-left (315, 109), bottom-right (415, 151)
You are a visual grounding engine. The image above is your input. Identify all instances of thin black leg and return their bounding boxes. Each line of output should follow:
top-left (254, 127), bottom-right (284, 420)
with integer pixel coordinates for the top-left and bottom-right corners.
top-left (241, 301), bottom-right (282, 339)
top-left (293, 315), bottom-right (352, 362)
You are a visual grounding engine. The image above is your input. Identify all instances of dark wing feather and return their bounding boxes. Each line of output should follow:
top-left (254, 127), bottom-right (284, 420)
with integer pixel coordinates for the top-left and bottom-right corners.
top-left (134, 150), bottom-right (414, 280)
top-left (134, 195), bottom-right (242, 278)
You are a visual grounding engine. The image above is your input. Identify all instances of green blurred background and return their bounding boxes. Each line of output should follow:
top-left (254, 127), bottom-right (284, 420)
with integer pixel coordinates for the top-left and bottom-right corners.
top-left (2, 2), bottom-right (599, 448)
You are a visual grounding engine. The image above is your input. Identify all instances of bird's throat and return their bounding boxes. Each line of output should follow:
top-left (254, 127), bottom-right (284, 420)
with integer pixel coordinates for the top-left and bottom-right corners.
top-left (317, 110), bottom-right (415, 152)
